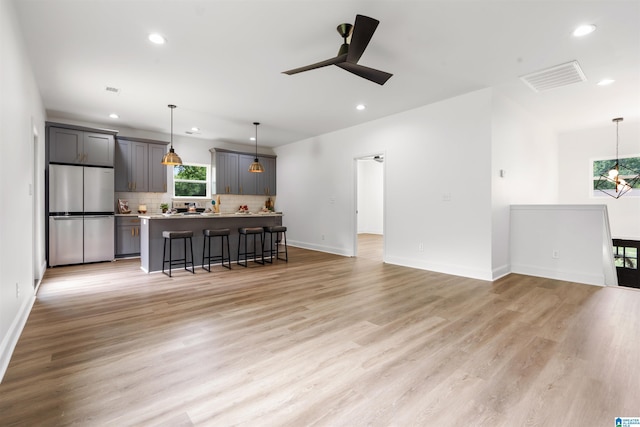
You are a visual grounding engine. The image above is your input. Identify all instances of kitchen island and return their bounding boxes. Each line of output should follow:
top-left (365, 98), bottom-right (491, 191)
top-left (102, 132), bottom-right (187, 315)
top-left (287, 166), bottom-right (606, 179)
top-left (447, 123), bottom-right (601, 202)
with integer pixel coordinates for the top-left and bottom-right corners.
top-left (138, 213), bottom-right (283, 273)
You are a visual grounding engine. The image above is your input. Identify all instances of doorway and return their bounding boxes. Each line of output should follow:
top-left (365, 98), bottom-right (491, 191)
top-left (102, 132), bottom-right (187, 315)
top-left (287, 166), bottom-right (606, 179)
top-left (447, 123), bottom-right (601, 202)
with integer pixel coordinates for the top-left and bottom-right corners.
top-left (355, 154), bottom-right (384, 261)
top-left (33, 125), bottom-right (41, 290)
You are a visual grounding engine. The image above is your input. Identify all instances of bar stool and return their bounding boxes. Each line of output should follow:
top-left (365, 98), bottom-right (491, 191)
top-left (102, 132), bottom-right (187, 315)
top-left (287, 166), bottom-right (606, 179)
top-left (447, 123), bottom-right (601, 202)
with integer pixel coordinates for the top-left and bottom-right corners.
top-left (263, 225), bottom-right (288, 263)
top-left (162, 230), bottom-right (195, 277)
top-left (202, 228), bottom-right (231, 271)
top-left (237, 227), bottom-right (264, 267)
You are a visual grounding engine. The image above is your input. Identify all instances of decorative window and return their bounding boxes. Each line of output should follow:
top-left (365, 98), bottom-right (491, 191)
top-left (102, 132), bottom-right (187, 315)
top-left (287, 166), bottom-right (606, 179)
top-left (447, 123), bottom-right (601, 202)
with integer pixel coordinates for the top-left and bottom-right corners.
top-left (592, 156), bottom-right (640, 197)
top-left (613, 245), bottom-right (637, 270)
top-left (173, 163), bottom-right (210, 198)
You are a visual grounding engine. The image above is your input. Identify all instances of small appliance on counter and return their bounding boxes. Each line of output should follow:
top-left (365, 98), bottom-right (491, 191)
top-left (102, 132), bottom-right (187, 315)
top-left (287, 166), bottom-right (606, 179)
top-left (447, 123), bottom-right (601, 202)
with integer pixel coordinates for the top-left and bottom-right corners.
top-left (172, 201), bottom-right (205, 215)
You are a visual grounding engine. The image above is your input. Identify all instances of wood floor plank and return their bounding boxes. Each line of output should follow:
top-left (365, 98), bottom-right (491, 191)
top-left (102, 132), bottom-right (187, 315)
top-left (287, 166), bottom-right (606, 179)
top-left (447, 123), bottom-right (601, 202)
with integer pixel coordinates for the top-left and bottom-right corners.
top-left (2, 235), bottom-right (640, 426)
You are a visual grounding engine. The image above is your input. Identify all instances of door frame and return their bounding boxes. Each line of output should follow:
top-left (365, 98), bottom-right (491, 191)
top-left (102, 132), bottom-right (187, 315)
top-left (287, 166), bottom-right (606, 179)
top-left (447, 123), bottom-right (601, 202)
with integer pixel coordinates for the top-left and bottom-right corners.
top-left (353, 152), bottom-right (386, 260)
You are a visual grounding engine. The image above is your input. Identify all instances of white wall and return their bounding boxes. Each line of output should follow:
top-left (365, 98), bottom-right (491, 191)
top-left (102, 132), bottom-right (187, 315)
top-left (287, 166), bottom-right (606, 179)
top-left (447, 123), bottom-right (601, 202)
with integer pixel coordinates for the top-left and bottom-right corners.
top-left (491, 94), bottom-right (559, 279)
top-left (357, 159), bottom-right (383, 235)
top-left (558, 121), bottom-right (640, 239)
top-left (276, 89), bottom-right (496, 280)
top-left (0, 0), bottom-right (47, 380)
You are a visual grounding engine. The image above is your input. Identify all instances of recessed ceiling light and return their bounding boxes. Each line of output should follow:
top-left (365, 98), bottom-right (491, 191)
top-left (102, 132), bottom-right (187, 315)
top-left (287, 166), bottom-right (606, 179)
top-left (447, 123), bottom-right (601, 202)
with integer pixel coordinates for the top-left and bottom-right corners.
top-left (148, 33), bottom-right (166, 44)
top-left (356, 104), bottom-right (366, 111)
top-left (573, 24), bottom-right (596, 37)
top-left (109, 113), bottom-right (119, 119)
top-left (191, 127), bottom-right (199, 132)
top-left (250, 137), bottom-right (256, 141)
top-left (597, 79), bottom-right (615, 86)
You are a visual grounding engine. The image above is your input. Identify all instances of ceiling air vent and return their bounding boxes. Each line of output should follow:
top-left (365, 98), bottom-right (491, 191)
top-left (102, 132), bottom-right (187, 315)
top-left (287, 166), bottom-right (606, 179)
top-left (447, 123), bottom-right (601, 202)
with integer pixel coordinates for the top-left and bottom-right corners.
top-left (105, 86), bottom-right (120, 94)
top-left (520, 60), bottom-right (586, 92)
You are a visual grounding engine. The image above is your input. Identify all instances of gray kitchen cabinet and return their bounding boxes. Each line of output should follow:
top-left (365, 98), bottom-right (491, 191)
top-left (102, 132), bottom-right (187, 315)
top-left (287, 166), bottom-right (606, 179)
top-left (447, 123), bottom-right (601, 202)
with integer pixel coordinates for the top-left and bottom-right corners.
top-left (48, 125), bottom-right (115, 166)
top-left (115, 137), bottom-right (167, 193)
top-left (214, 149), bottom-right (276, 195)
top-left (216, 151), bottom-right (239, 194)
top-left (148, 144), bottom-right (168, 192)
top-left (115, 216), bottom-right (141, 257)
top-left (239, 154), bottom-right (276, 195)
top-left (238, 154), bottom-right (256, 195)
top-left (257, 156), bottom-right (276, 196)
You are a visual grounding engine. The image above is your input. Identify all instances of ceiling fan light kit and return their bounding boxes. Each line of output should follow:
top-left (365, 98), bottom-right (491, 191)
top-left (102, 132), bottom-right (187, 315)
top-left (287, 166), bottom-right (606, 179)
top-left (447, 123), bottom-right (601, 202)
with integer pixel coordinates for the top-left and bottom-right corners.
top-left (283, 14), bottom-right (393, 85)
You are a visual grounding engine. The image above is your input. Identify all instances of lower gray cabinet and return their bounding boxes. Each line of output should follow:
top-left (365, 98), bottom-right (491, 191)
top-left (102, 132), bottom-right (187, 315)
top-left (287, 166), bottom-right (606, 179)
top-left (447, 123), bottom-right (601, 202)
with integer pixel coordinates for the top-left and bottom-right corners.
top-left (115, 217), bottom-right (141, 257)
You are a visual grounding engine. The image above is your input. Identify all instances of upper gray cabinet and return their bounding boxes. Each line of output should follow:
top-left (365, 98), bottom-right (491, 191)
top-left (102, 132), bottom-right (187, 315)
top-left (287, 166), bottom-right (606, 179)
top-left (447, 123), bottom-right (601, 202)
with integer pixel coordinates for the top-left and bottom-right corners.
top-left (214, 149), bottom-right (276, 195)
top-left (48, 125), bottom-right (115, 167)
top-left (115, 137), bottom-right (167, 193)
top-left (216, 151), bottom-right (239, 194)
top-left (238, 154), bottom-right (256, 195)
top-left (257, 156), bottom-right (276, 196)
top-left (148, 144), bottom-right (168, 192)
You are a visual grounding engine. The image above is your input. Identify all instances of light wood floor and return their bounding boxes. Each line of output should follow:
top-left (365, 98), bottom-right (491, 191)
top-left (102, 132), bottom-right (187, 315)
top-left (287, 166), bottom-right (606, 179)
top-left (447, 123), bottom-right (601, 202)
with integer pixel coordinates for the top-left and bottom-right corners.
top-left (1, 236), bottom-right (639, 426)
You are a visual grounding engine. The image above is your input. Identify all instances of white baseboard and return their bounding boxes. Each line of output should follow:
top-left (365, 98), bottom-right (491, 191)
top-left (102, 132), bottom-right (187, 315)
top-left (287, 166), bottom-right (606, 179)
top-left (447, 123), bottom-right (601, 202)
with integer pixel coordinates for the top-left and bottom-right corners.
top-left (511, 263), bottom-right (605, 287)
top-left (287, 240), bottom-right (353, 257)
top-left (0, 294), bottom-right (36, 383)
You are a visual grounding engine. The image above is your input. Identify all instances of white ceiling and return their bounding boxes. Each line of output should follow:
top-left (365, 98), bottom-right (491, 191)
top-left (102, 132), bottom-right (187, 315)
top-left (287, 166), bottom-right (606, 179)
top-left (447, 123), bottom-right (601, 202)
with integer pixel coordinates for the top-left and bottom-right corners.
top-left (13, 0), bottom-right (640, 148)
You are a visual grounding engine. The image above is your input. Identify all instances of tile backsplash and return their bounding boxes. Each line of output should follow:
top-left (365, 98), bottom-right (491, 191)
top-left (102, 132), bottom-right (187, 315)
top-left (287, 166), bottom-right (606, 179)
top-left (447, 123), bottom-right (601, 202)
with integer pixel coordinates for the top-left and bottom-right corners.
top-left (115, 192), bottom-right (276, 214)
top-left (115, 192), bottom-right (171, 214)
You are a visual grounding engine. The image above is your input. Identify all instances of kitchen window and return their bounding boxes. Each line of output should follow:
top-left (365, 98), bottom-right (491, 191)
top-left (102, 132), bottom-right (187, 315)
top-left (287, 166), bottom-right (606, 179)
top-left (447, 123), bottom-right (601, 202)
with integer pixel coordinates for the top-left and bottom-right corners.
top-left (173, 163), bottom-right (210, 198)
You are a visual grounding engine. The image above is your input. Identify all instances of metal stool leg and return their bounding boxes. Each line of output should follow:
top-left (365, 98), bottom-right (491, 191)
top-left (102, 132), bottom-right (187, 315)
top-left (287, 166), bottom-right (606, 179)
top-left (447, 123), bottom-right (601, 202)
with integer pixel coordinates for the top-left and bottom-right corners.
top-left (188, 237), bottom-right (194, 273)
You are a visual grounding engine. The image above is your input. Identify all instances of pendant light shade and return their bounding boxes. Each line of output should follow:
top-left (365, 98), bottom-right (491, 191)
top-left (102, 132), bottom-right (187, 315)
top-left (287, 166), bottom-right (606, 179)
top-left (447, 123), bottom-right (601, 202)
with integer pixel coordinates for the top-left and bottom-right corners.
top-left (594, 117), bottom-right (640, 198)
top-left (161, 104), bottom-right (183, 165)
top-left (249, 121), bottom-right (264, 173)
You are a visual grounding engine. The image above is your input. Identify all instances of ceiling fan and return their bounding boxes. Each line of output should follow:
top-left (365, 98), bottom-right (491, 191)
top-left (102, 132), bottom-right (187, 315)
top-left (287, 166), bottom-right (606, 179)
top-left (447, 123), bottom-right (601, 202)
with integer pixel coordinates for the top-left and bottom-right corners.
top-left (282, 14), bottom-right (393, 85)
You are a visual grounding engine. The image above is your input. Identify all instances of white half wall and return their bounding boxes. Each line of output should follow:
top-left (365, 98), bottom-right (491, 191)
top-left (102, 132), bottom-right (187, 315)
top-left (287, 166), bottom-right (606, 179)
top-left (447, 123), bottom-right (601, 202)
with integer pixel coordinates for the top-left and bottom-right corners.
top-left (510, 204), bottom-right (616, 286)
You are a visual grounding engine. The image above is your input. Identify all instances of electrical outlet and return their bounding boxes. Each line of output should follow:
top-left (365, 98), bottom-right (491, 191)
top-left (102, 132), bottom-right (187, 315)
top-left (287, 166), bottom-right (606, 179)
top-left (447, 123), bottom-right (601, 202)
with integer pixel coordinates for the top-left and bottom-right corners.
top-left (418, 243), bottom-right (424, 252)
top-left (16, 282), bottom-right (20, 299)
top-left (322, 234), bottom-right (325, 241)
top-left (552, 249), bottom-right (560, 259)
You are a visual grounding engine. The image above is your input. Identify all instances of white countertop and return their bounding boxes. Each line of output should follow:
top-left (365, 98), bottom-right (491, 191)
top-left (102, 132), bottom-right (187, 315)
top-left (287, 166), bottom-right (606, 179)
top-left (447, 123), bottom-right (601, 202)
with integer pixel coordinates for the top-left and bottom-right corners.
top-left (138, 212), bottom-right (283, 219)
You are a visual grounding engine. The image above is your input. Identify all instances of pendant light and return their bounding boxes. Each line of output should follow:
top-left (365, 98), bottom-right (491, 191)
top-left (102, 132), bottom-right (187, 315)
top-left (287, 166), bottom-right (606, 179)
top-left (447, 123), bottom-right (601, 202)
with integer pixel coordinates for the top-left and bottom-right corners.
top-left (248, 122), bottom-right (264, 173)
top-left (594, 117), bottom-right (639, 198)
top-left (161, 104), bottom-right (183, 165)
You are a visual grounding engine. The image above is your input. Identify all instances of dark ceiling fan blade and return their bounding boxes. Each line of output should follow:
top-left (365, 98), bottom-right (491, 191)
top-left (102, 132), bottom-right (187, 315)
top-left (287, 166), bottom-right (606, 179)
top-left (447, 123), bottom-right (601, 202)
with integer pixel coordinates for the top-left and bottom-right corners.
top-left (347, 15), bottom-right (379, 64)
top-left (283, 54), bottom-right (347, 75)
top-left (336, 62), bottom-right (393, 85)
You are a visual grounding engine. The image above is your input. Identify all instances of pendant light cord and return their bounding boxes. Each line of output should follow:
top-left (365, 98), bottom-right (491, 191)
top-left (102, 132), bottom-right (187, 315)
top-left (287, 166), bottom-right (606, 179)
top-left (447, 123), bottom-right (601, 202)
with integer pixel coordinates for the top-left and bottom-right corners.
top-left (254, 122), bottom-right (260, 159)
top-left (615, 118), bottom-right (620, 162)
top-left (169, 104), bottom-right (176, 149)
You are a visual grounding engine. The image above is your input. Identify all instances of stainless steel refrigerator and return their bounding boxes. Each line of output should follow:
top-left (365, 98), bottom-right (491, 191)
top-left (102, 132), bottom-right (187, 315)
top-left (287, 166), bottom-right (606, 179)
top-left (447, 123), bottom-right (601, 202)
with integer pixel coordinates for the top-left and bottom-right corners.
top-left (49, 164), bottom-right (115, 266)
